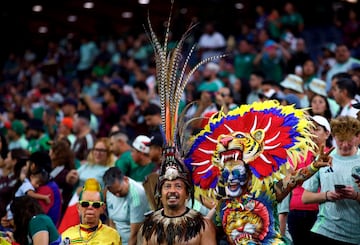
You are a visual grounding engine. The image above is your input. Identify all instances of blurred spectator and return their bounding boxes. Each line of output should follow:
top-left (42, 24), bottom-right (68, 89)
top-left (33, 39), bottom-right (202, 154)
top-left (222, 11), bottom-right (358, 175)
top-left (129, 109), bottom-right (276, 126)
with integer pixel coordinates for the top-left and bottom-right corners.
top-left (143, 103), bottom-right (162, 136)
top-left (109, 130), bottom-right (131, 161)
top-left (301, 59), bottom-right (317, 86)
top-left (124, 57), bottom-right (147, 86)
top-left (342, 9), bottom-right (360, 50)
top-left (0, 149), bottom-right (29, 223)
top-left (49, 139), bottom-right (76, 215)
top-left (215, 87), bottom-right (238, 113)
top-left (81, 76), bottom-right (99, 98)
top-left (148, 133), bottom-right (163, 168)
top-left (325, 44), bottom-right (360, 91)
top-left (286, 38), bottom-right (310, 75)
top-left (234, 39), bottom-right (256, 82)
top-left (267, 8), bottom-right (282, 40)
top-left (280, 74), bottom-right (308, 108)
top-left (280, 2), bottom-right (304, 35)
top-left (197, 22), bottom-right (226, 61)
top-left (56, 117), bottom-right (76, 147)
top-left (42, 108), bottom-right (58, 140)
top-left (259, 79), bottom-right (284, 102)
top-left (77, 97), bottom-right (99, 135)
top-left (253, 39), bottom-right (286, 83)
top-left (318, 43), bottom-right (336, 79)
top-left (186, 89), bottom-right (219, 133)
top-left (309, 94), bottom-right (332, 122)
top-left (91, 55), bottom-right (111, 81)
top-left (255, 5), bottom-right (267, 31)
top-left (76, 137), bottom-right (114, 189)
top-left (72, 110), bottom-right (96, 162)
top-left (26, 118), bottom-right (51, 153)
top-left (126, 135), bottom-right (155, 182)
top-left (10, 196), bottom-right (61, 245)
top-left (109, 78), bottom-right (135, 129)
top-left (103, 167), bottom-right (149, 245)
top-left (2, 53), bottom-right (20, 82)
top-left (77, 36), bottom-right (99, 83)
top-left (330, 77), bottom-right (359, 118)
top-left (28, 151), bottom-right (62, 227)
top-left (281, 93), bottom-right (301, 109)
top-left (0, 133), bottom-right (8, 174)
top-left (128, 82), bottom-right (157, 138)
top-left (6, 120), bottom-right (28, 150)
top-left (197, 62), bottom-right (224, 93)
top-left (96, 87), bottom-right (121, 138)
top-left (61, 98), bottom-right (78, 118)
top-left (41, 41), bottom-right (62, 82)
top-left (307, 77), bottom-right (339, 119)
top-left (246, 70), bottom-right (265, 104)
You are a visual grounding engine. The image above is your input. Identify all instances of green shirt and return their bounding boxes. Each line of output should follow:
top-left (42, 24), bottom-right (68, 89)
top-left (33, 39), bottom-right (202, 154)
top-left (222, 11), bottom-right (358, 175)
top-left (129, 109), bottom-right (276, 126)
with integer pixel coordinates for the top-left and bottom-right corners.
top-left (27, 134), bottom-right (51, 153)
top-left (115, 151), bottom-right (156, 182)
top-left (28, 214), bottom-right (61, 245)
top-left (234, 53), bottom-right (255, 80)
top-left (197, 79), bottom-right (224, 93)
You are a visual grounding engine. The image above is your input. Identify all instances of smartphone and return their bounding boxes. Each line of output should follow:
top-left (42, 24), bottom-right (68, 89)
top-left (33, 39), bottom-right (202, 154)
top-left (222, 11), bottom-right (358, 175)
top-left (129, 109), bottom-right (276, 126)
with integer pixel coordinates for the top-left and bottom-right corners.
top-left (0, 231), bottom-right (7, 238)
top-left (334, 184), bottom-right (346, 190)
top-left (352, 173), bottom-right (360, 181)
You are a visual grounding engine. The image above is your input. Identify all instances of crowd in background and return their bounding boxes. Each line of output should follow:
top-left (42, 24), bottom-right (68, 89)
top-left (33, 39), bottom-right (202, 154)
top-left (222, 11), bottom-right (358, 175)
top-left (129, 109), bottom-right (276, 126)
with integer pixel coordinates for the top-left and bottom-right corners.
top-left (1, 1), bottom-right (360, 244)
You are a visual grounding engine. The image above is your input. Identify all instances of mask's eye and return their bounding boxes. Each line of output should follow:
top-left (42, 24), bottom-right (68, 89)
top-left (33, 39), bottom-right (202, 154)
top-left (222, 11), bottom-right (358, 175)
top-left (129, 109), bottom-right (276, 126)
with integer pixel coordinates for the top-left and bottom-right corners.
top-left (235, 133), bottom-right (244, 139)
top-left (222, 169), bottom-right (230, 180)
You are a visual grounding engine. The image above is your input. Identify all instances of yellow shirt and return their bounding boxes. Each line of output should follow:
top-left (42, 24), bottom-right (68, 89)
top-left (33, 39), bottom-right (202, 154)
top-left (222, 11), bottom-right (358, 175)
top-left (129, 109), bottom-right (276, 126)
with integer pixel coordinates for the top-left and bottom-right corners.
top-left (61, 221), bottom-right (121, 245)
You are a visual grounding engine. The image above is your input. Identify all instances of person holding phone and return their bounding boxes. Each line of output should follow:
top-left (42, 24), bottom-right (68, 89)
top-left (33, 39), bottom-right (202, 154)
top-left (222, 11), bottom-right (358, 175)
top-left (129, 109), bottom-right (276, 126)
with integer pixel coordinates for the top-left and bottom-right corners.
top-left (302, 116), bottom-right (360, 244)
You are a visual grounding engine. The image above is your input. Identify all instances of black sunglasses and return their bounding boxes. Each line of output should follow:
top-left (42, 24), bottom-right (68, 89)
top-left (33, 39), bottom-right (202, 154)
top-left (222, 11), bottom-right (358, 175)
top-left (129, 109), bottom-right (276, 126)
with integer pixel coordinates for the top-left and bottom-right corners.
top-left (79, 201), bottom-right (104, 208)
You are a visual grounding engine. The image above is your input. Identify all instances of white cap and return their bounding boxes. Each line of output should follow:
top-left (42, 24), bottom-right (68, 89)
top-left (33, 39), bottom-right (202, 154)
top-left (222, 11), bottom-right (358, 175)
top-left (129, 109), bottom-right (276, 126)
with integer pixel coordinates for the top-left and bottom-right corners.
top-left (311, 115), bottom-right (331, 133)
top-left (132, 135), bottom-right (151, 154)
top-left (46, 93), bottom-right (64, 104)
top-left (205, 62), bottom-right (220, 73)
top-left (309, 78), bottom-right (327, 97)
top-left (280, 74), bottom-right (304, 93)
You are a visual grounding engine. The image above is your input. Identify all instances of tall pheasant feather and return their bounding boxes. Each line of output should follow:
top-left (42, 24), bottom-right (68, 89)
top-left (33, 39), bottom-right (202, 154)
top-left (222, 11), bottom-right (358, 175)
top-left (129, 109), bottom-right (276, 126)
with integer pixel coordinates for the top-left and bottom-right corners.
top-left (145, 0), bottom-right (226, 152)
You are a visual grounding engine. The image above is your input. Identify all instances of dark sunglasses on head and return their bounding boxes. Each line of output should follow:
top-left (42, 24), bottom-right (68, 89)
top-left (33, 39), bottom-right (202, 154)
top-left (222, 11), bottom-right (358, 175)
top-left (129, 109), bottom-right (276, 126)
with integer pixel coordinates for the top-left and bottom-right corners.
top-left (79, 201), bottom-right (104, 208)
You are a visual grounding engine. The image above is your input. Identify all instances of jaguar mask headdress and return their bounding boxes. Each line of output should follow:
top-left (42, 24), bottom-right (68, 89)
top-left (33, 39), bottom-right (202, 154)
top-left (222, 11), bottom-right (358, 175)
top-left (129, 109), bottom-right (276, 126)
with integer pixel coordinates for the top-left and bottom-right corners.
top-left (185, 100), bottom-right (316, 198)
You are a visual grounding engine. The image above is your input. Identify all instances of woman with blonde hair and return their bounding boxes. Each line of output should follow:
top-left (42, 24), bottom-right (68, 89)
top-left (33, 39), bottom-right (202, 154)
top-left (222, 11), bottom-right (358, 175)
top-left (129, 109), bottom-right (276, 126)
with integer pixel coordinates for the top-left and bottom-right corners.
top-left (77, 137), bottom-right (114, 188)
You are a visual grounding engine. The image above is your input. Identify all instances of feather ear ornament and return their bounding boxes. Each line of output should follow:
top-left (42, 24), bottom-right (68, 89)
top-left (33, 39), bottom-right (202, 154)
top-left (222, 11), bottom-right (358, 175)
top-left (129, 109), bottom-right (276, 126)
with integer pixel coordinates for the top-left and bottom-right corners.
top-left (144, 0), bottom-right (226, 194)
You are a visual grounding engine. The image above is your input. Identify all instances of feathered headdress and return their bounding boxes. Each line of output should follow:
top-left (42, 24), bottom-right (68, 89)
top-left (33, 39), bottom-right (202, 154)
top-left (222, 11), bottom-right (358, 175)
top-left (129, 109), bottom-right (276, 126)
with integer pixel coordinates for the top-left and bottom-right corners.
top-left (145, 0), bottom-right (225, 197)
top-left (185, 100), bottom-right (316, 197)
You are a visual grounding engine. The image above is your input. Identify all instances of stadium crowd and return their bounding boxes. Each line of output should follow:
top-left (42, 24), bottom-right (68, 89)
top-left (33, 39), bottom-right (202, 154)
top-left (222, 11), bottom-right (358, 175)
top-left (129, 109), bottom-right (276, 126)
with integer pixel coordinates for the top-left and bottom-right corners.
top-left (0, 1), bottom-right (360, 244)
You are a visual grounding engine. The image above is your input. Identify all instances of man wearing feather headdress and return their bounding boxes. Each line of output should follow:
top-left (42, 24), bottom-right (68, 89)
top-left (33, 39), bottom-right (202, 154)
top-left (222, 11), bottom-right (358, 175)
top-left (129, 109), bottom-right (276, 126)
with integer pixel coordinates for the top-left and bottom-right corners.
top-left (140, 147), bottom-right (217, 245)
top-left (138, 1), bottom-right (222, 244)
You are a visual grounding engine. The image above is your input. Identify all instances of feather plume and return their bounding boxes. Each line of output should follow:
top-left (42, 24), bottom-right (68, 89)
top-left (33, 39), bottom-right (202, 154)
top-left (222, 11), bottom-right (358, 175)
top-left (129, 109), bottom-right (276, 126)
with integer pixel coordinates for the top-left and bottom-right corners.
top-left (145, 1), bottom-right (226, 150)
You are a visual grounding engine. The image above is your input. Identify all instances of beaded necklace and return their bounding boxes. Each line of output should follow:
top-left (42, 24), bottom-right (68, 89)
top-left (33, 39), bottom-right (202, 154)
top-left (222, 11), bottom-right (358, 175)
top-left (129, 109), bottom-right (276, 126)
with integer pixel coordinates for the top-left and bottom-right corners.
top-left (77, 224), bottom-right (99, 244)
